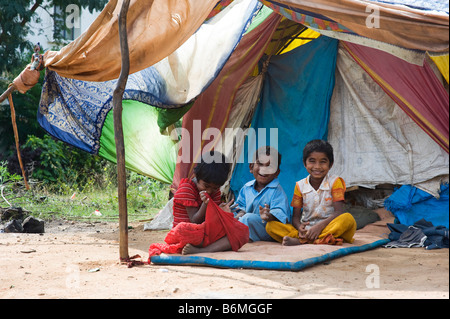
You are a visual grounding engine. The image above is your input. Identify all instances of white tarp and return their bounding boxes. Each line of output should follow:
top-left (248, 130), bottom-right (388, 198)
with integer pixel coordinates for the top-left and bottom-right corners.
top-left (144, 198), bottom-right (173, 231)
top-left (153, 0), bottom-right (260, 105)
top-left (329, 44), bottom-right (449, 196)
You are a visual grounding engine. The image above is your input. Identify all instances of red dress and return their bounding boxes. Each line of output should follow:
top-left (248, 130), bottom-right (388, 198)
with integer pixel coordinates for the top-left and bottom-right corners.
top-left (148, 195), bottom-right (249, 259)
top-left (172, 178), bottom-right (221, 227)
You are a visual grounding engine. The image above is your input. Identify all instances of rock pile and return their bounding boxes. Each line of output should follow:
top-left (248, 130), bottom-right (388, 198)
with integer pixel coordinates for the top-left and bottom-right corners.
top-left (0, 207), bottom-right (45, 233)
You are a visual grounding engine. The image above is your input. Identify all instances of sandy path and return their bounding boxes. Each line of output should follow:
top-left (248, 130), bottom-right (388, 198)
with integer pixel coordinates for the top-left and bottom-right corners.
top-left (0, 220), bottom-right (448, 299)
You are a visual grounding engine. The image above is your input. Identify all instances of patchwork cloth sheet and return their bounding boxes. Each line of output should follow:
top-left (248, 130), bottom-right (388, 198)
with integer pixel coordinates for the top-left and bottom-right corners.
top-left (150, 211), bottom-right (393, 271)
top-left (328, 44), bottom-right (449, 193)
top-left (38, 0), bottom-right (261, 155)
top-left (230, 35), bottom-right (339, 202)
top-left (260, 0), bottom-right (449, 53)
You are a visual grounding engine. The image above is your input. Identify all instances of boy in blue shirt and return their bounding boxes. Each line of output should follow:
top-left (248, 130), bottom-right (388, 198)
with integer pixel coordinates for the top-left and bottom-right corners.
top-left (234, 147), bottom-right (291, 242)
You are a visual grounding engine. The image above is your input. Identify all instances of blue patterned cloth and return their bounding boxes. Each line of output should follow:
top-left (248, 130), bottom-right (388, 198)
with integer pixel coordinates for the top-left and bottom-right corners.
top-left (38, 68), bottom-right (171, 154)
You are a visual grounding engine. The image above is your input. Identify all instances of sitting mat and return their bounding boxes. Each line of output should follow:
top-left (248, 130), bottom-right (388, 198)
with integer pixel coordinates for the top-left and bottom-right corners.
top-left (150, 239), bottom-right (389, 271)
top-left (150, 218), bottom-right (392, 271)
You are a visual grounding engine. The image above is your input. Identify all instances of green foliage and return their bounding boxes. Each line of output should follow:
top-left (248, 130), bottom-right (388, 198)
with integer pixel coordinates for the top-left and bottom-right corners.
top-left (126, 172), bottom-right (169, 213)
top-left (0, 72), bottom-right (46, 158)
top-left (1, 142), bottom-right (170, 222)
top-left (0, 0), bottom-right (171, 222)
top-left (1, 162), bottom-right (170, 222)
top-left (0, 161), bottom-right (22, 186)
top-left (23, 135), bottom-right (104, 191)
top-left (0, 0), bottom-right (35, 73)
top-left (0, 160), bottom-right (25, 208)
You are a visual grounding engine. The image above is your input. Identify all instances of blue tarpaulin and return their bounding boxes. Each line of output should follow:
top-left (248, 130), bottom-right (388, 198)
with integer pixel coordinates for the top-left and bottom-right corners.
top-left (230, 35), bottom-right (339, 203)
top-left (384, 184), bottom-right (450, 228)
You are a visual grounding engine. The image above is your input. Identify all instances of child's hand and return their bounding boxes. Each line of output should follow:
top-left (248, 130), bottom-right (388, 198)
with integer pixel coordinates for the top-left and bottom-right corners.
top-left (259, 204), bottom-right (272, 222)
top-left (228, 201), bottom-right (241, 214)
top-left (235, 211), bottom-right (246, 220)
top-left (306, 224), bottom-right (322, 241)
top-left (219, 199), bottom-right (235, 213)
top-left (199, 191), bottom-right (210, 204)
top-left (298, 222), bottom-right (309, 239)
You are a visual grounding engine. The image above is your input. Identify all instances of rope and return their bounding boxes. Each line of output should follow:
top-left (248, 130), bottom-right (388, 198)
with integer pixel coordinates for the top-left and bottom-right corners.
top-left (12, 63), bottom-right (41, 94)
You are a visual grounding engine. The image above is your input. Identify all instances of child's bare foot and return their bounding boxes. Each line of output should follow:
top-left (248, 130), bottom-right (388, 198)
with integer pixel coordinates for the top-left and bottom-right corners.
top-left (282, 236), bottom-right (301, 246)
top-left (182, 244), bottom-right (202, 255)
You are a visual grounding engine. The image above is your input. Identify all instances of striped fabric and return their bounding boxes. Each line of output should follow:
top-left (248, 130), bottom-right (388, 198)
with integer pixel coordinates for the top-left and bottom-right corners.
top-left (173, 178), bottom-right (221, 227)
top-left (343, 42), bottom-right (449, 153)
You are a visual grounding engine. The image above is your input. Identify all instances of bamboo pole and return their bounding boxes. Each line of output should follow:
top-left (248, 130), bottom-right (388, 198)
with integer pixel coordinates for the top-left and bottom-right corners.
top-left (113, 0), bottom-right (131, 261)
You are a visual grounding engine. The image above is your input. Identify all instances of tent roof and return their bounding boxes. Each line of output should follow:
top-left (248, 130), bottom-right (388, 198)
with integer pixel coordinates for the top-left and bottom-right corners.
top-left (33, 0), bottom-right (448, 189)
top-left (42, 0), bottom-right (449, 82)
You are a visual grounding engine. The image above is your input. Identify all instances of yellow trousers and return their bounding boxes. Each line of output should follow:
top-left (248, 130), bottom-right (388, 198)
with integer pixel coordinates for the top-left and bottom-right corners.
top-left (266, 213), bottom-right (357, 244)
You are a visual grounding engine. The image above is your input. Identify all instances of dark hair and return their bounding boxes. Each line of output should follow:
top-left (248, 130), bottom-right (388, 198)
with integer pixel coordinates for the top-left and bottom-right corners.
top-left (194, 151), bottom-right (230, 186)
top-left (302, 140), bottom-right (334, 165)
top-left (253, 146), bottom-right (282, 169)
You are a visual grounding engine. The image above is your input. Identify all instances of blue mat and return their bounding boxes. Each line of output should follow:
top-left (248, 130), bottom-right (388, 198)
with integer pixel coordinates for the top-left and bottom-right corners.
top-left (151, 239), bottom-right (389, 272)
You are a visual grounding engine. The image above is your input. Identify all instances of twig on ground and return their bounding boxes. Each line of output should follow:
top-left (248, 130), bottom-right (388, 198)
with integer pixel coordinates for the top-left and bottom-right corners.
top-left (0, 185), bottom-right (12, 207)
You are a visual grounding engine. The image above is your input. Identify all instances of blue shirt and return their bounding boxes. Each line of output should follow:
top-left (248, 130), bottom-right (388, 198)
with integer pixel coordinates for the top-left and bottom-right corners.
top-left (236, 178), bottom-right (291, 224)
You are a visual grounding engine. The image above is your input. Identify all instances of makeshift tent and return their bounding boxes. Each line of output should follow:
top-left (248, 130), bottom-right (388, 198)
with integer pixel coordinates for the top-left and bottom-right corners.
top-left (9, 0), bottom-right (450, 221)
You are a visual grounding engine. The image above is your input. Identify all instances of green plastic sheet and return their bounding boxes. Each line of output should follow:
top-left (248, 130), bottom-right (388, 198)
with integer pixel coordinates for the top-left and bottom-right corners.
top-left (99, 100), bottom-right (178, 184)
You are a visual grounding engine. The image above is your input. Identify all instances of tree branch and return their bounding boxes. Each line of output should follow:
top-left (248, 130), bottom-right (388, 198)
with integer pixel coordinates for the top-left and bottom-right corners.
top-left (20, 0), bottom-right (44, 27)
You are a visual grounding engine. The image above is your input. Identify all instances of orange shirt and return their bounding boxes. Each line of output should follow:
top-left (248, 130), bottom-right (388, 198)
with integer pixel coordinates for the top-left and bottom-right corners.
top-left (291, 174), bottom-right (346, 226)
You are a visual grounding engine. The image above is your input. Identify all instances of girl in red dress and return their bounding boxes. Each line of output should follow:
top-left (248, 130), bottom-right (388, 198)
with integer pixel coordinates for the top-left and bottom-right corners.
top-left (163, 151), bottom-right (248, 255)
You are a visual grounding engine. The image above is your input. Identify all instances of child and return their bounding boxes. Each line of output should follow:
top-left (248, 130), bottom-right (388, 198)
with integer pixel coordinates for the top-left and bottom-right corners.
top-left (234, 146), bottom-right (291, 242)
top-left (172, 152), bottom-right (228, 227)
top-left (170, 151), bottom-right (247, 255)
top-left (266, 140), bottom-right (357, 246)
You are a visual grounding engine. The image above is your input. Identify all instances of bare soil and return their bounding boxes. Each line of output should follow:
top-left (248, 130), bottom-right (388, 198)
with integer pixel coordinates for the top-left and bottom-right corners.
top-left (0, 219), bottom-right (448, 299)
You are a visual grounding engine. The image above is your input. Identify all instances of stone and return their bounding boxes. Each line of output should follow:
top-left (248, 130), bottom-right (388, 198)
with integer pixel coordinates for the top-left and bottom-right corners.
top-left (4, 220), bottom-right (24, 233)
top-left (22, 216), bottom-right (45, 234)
top-left (0, 207), bottom-right (25, 221)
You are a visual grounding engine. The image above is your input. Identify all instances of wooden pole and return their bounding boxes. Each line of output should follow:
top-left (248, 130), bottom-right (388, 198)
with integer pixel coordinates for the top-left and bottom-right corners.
top-left (0, 85), bottom-right (16, 104)
top-left (113, 0), bottom-right (131, 261)
top-left (8, 93), bottom-right (30, 191)
top-left (0, 84), bottom-right (30, 191)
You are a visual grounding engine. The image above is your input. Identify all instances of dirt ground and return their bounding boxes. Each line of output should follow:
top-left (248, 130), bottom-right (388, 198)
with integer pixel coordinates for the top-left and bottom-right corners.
top-left (0, 219), bottom-right (448, 300)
